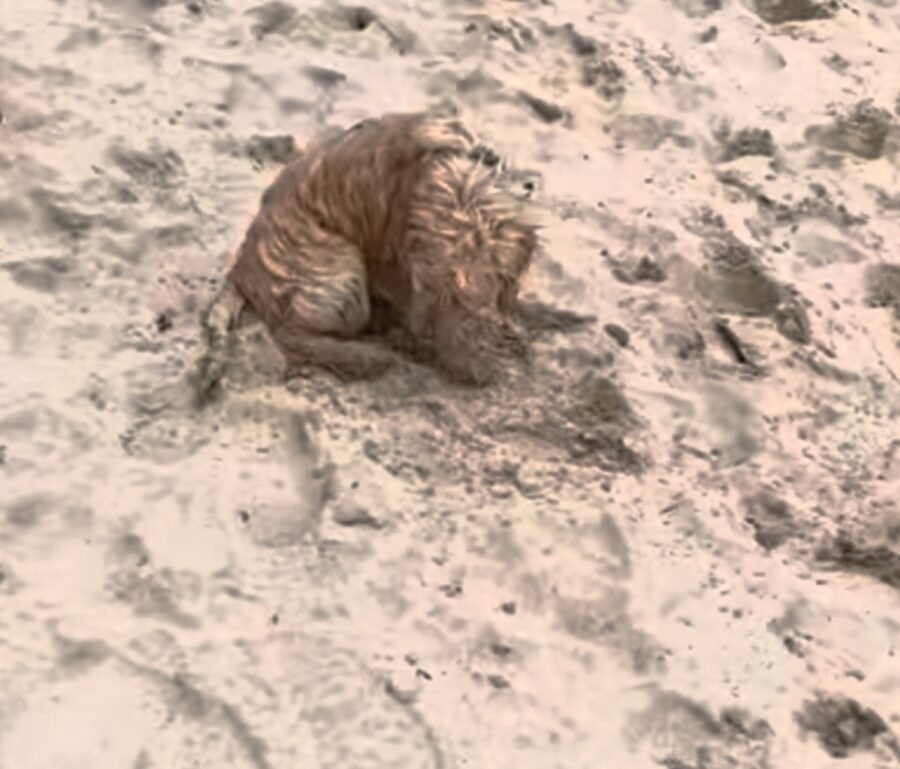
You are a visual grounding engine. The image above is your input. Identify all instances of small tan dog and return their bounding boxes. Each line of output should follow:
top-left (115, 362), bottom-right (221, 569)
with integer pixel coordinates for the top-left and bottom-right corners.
top-left (192, 112), bottom-right (538, 402)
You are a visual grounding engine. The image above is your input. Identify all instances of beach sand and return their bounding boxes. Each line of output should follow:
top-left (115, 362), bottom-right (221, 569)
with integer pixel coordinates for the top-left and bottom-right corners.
top-left (1, 0), bottom-right (899, 766)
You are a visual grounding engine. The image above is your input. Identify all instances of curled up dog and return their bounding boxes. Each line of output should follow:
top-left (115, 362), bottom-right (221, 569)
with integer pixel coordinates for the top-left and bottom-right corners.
top-left (190, 112), bottom-right (539, 405)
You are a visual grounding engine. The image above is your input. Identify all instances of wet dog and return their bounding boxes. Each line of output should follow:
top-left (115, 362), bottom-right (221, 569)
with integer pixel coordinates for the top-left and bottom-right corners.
top-left (192, 112), bottom-right (538, 403)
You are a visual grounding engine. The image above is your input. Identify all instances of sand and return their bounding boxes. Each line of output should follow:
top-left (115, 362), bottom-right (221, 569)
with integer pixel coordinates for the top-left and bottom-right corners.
top-left (1, 0), bottom-right (899, 767)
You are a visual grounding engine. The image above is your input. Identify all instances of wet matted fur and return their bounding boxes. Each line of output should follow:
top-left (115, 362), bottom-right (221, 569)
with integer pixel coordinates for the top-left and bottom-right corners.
top-left (193, 112), bottom-right (538, 401)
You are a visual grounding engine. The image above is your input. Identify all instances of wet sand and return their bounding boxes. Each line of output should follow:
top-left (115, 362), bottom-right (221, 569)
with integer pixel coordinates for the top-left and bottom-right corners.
top-left (1, 1), bottom-right (899, 767)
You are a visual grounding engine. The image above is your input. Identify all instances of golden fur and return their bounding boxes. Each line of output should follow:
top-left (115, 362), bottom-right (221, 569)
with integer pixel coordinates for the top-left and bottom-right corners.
top-left (193, 112), bottom-right (537, 399)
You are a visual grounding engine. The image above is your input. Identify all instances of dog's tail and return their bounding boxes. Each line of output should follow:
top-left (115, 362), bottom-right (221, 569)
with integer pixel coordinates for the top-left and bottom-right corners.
top-left (188, 277), bottom-right (246, 408)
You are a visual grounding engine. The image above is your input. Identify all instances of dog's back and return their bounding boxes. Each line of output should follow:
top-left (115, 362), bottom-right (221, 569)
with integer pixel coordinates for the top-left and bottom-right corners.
top-left (263, 114), bottom-right (476, 262)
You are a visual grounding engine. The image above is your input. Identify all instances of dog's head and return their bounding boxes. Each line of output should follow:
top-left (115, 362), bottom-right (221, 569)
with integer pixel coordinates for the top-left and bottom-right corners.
top-left (412, 154), bottom-right (537, 313)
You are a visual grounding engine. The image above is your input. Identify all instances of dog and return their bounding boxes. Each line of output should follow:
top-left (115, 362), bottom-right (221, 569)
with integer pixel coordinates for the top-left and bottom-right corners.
top-left (191, 112), bottom-right (538, 403)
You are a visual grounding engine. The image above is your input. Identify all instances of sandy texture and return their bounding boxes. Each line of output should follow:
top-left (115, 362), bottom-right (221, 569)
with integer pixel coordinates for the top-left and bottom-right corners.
top-left (2, 0), bottom-right (900, 767)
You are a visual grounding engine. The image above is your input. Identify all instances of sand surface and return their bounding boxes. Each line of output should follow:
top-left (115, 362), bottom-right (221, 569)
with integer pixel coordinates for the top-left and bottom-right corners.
top-left (2, 0), bottom-right (900, 767)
